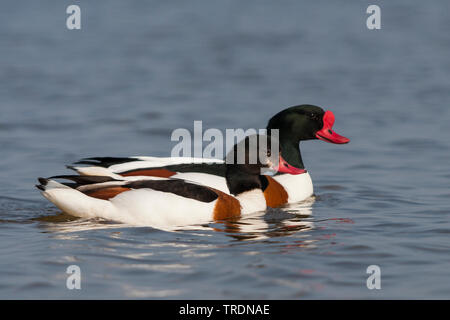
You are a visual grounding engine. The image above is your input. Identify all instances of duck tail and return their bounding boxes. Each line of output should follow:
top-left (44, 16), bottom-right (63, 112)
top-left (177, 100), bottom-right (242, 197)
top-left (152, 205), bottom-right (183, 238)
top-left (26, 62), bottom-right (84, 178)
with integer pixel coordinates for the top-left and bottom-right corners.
top-left (36, 177), bottom-right (71, 191)
top-left (36, 178), bottom-right (116, 219)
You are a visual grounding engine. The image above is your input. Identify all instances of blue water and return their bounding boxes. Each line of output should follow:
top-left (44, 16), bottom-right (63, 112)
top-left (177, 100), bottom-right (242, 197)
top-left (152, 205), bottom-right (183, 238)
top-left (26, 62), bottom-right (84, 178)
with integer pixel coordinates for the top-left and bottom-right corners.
top-left (1, 0), bottom-right (450, 299)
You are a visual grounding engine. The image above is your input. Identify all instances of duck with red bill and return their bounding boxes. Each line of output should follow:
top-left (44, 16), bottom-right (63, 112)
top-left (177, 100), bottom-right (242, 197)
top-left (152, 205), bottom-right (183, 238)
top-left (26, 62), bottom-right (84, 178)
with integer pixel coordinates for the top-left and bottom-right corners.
top-left (68, 105), bottom-right (349, 206)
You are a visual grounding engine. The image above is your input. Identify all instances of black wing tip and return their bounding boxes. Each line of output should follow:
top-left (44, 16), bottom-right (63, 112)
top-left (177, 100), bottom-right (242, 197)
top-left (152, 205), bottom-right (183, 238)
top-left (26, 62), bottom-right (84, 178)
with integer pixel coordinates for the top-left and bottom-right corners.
top-left (72, 157), bottom-right (103, 165)
top-left (73, 161), bottom-right (96, 165)
top-left (72, 157), bottom-right (141, 167)
top-left (47, 175), bottom-right (117, 185)
top-left (36, 177), bottom-right (49, 191)
top-left (38, 177), bottom-right (49, 186)
top-left (48, 175), bottom-right (74, 180)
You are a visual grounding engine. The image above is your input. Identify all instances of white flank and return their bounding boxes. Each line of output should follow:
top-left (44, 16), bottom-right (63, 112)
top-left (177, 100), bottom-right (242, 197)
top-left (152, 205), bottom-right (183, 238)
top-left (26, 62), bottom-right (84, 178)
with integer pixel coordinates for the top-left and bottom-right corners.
top-left (108, 189), bottom-right (216, 227)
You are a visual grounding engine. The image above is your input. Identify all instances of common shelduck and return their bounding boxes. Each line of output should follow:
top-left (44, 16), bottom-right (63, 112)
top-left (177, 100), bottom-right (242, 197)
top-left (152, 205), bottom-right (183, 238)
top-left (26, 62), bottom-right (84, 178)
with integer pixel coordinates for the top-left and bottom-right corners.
top-left (37, 135), bottom-right (302, 227)
top-left (70, 105), bottom-right (350, 206)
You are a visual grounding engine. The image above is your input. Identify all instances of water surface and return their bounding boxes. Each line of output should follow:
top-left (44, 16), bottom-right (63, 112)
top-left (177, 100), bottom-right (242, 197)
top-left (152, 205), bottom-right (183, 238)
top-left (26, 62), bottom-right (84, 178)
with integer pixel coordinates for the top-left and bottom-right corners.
top-left (0, 0), bottom-right (450, 299)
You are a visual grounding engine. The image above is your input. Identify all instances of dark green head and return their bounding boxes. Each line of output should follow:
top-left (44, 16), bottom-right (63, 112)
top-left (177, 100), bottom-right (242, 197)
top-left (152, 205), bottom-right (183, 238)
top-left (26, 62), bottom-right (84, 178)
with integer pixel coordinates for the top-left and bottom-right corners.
top-left (266, 104), bottom-right (349, 169)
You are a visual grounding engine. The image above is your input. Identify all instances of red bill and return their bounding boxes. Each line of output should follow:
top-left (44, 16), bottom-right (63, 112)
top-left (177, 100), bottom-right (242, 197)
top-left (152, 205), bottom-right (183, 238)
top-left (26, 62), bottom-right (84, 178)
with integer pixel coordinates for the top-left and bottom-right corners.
top-left (272, 155), bottom-right (307, 175)
top-left (315, 110), bottom-right (350, 144)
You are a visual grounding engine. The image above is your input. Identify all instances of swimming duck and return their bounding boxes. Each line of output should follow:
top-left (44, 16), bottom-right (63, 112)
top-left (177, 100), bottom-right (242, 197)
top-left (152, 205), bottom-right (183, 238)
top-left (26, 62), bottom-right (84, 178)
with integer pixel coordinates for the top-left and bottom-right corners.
top-left (37, 135), bottom-right (300, 227)
top-left (70, 105), bottom-right (349, 207)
